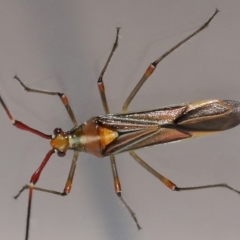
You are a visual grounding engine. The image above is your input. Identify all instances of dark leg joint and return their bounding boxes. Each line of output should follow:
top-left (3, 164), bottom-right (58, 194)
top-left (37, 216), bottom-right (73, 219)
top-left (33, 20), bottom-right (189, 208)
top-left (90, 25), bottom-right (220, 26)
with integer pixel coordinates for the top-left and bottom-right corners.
top-left (97, 77), bottom-right (103, 83)
top-left (116, 192), bottom-right (121, 197)
top-left (173, 186), bottom-right (180, 191)
top-left (14, 75), bottom-right (29, 91)
top-left (151, 61), bottom-right (158, 67)
top-left (58, 92), bottom-right (64, 98)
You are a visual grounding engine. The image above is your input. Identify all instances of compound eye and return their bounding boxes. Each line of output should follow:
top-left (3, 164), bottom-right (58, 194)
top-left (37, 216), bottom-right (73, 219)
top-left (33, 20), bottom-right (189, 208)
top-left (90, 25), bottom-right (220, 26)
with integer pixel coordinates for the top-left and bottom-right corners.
top-left (54, 128), bottom-right (62, 135)
top-left (57, 151), bottom-right (66, 157)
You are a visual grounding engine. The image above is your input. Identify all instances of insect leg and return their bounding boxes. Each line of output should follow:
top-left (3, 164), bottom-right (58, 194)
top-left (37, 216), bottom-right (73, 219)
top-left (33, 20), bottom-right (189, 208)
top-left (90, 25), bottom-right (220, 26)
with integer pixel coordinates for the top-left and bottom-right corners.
top-left (14, 151), bottom-right (80, 198)
top-left (14, 75), bottom-right (78, 127)
top-left (122, 9), bottom-right (219, 112)
top-left (96, 28), bottom-right (122, 202)
top-left (129, 151), bottom-right (176, 190)
top-left (110, 155), bottom-right (141, 229)
top-left (97, 27), bottom-right (120, 114)
top-left (13, 148), bottom-right (55, 240)
top-left (97, 28), bottom-right (141, 229)
top-left (129, 151), bottom-right (240, 195)
top-left (174, 183), bottom-right (240, 194)
top-left (14, 150), bottom-right (79, 239)
top-left (0, 95), bottom-right (51, 139)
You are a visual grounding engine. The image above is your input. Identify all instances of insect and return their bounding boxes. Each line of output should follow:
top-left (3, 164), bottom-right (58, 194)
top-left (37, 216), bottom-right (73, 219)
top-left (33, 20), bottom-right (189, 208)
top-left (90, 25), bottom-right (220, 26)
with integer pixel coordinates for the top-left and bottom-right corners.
top-left (0, 9), bottom-right (240, 240)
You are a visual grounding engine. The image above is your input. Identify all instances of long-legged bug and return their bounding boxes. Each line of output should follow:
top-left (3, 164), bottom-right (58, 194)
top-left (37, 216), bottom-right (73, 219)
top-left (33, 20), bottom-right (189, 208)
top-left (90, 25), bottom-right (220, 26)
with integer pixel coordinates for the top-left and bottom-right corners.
top-left (1, 9), bottom-right (240, 240)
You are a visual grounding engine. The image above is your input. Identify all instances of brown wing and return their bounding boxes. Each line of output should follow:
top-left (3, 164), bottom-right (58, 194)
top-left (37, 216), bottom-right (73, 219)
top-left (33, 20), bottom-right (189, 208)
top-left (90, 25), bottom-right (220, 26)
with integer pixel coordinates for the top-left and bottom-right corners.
top-left (96, 100), bottom-right (240, 156)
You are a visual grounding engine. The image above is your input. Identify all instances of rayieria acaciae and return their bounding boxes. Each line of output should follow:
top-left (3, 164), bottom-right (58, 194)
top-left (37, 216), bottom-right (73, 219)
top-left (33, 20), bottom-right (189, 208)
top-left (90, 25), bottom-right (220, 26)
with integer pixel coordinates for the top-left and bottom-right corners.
top-left (1, 9), bottom-right (240, 240)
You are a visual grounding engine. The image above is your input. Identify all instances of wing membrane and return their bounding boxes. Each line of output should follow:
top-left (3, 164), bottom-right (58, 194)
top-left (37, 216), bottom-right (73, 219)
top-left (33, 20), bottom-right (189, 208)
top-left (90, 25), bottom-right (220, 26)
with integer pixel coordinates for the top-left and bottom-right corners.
top-left (95, 100), bottom-right (240, 156)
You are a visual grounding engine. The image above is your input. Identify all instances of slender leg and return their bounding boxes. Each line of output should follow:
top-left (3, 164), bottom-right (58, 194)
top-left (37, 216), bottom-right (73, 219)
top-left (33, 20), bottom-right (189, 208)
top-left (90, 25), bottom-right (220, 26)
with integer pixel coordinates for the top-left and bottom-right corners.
top-left (97, 27), bottom-right (120, 114)
top-left (96, 28), bottom-right (122, 196)
top-left (122, 9), bottom-right (219, 112)
top-left (14, 75), bottom-right (78, 127)
top-left (110, 155), bottom-right (141, 229)
top-left (129, 151), bottom-right (240, 195)
top-left (25, 183), bottom-right (33, 240)
top-left (15, 148), bottom-right (55, 240)
top-left (14, 150), bottom-right (80, 240)
top-left (129, 151), bottom-right (176, 190)
top-left (0, 95), bottom-right (51, 139)
top-left (97, 28), bottom-right (141, 229)
top-left (14, 151), bottom-right (80, 198)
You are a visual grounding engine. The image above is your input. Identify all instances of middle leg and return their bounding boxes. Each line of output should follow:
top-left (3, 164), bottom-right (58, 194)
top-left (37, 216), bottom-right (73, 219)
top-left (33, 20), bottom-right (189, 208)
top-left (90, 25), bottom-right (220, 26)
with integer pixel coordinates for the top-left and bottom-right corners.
top-left (122, 9), bottom-right (219, 112)
top-left (97, 28), bottom-right (141, 229)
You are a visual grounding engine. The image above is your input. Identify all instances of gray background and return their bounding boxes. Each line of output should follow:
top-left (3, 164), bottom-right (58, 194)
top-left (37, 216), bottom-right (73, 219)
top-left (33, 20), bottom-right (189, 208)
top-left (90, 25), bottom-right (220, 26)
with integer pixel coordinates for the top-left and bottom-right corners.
top-left (0, 0), bottom-right (240, 240)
